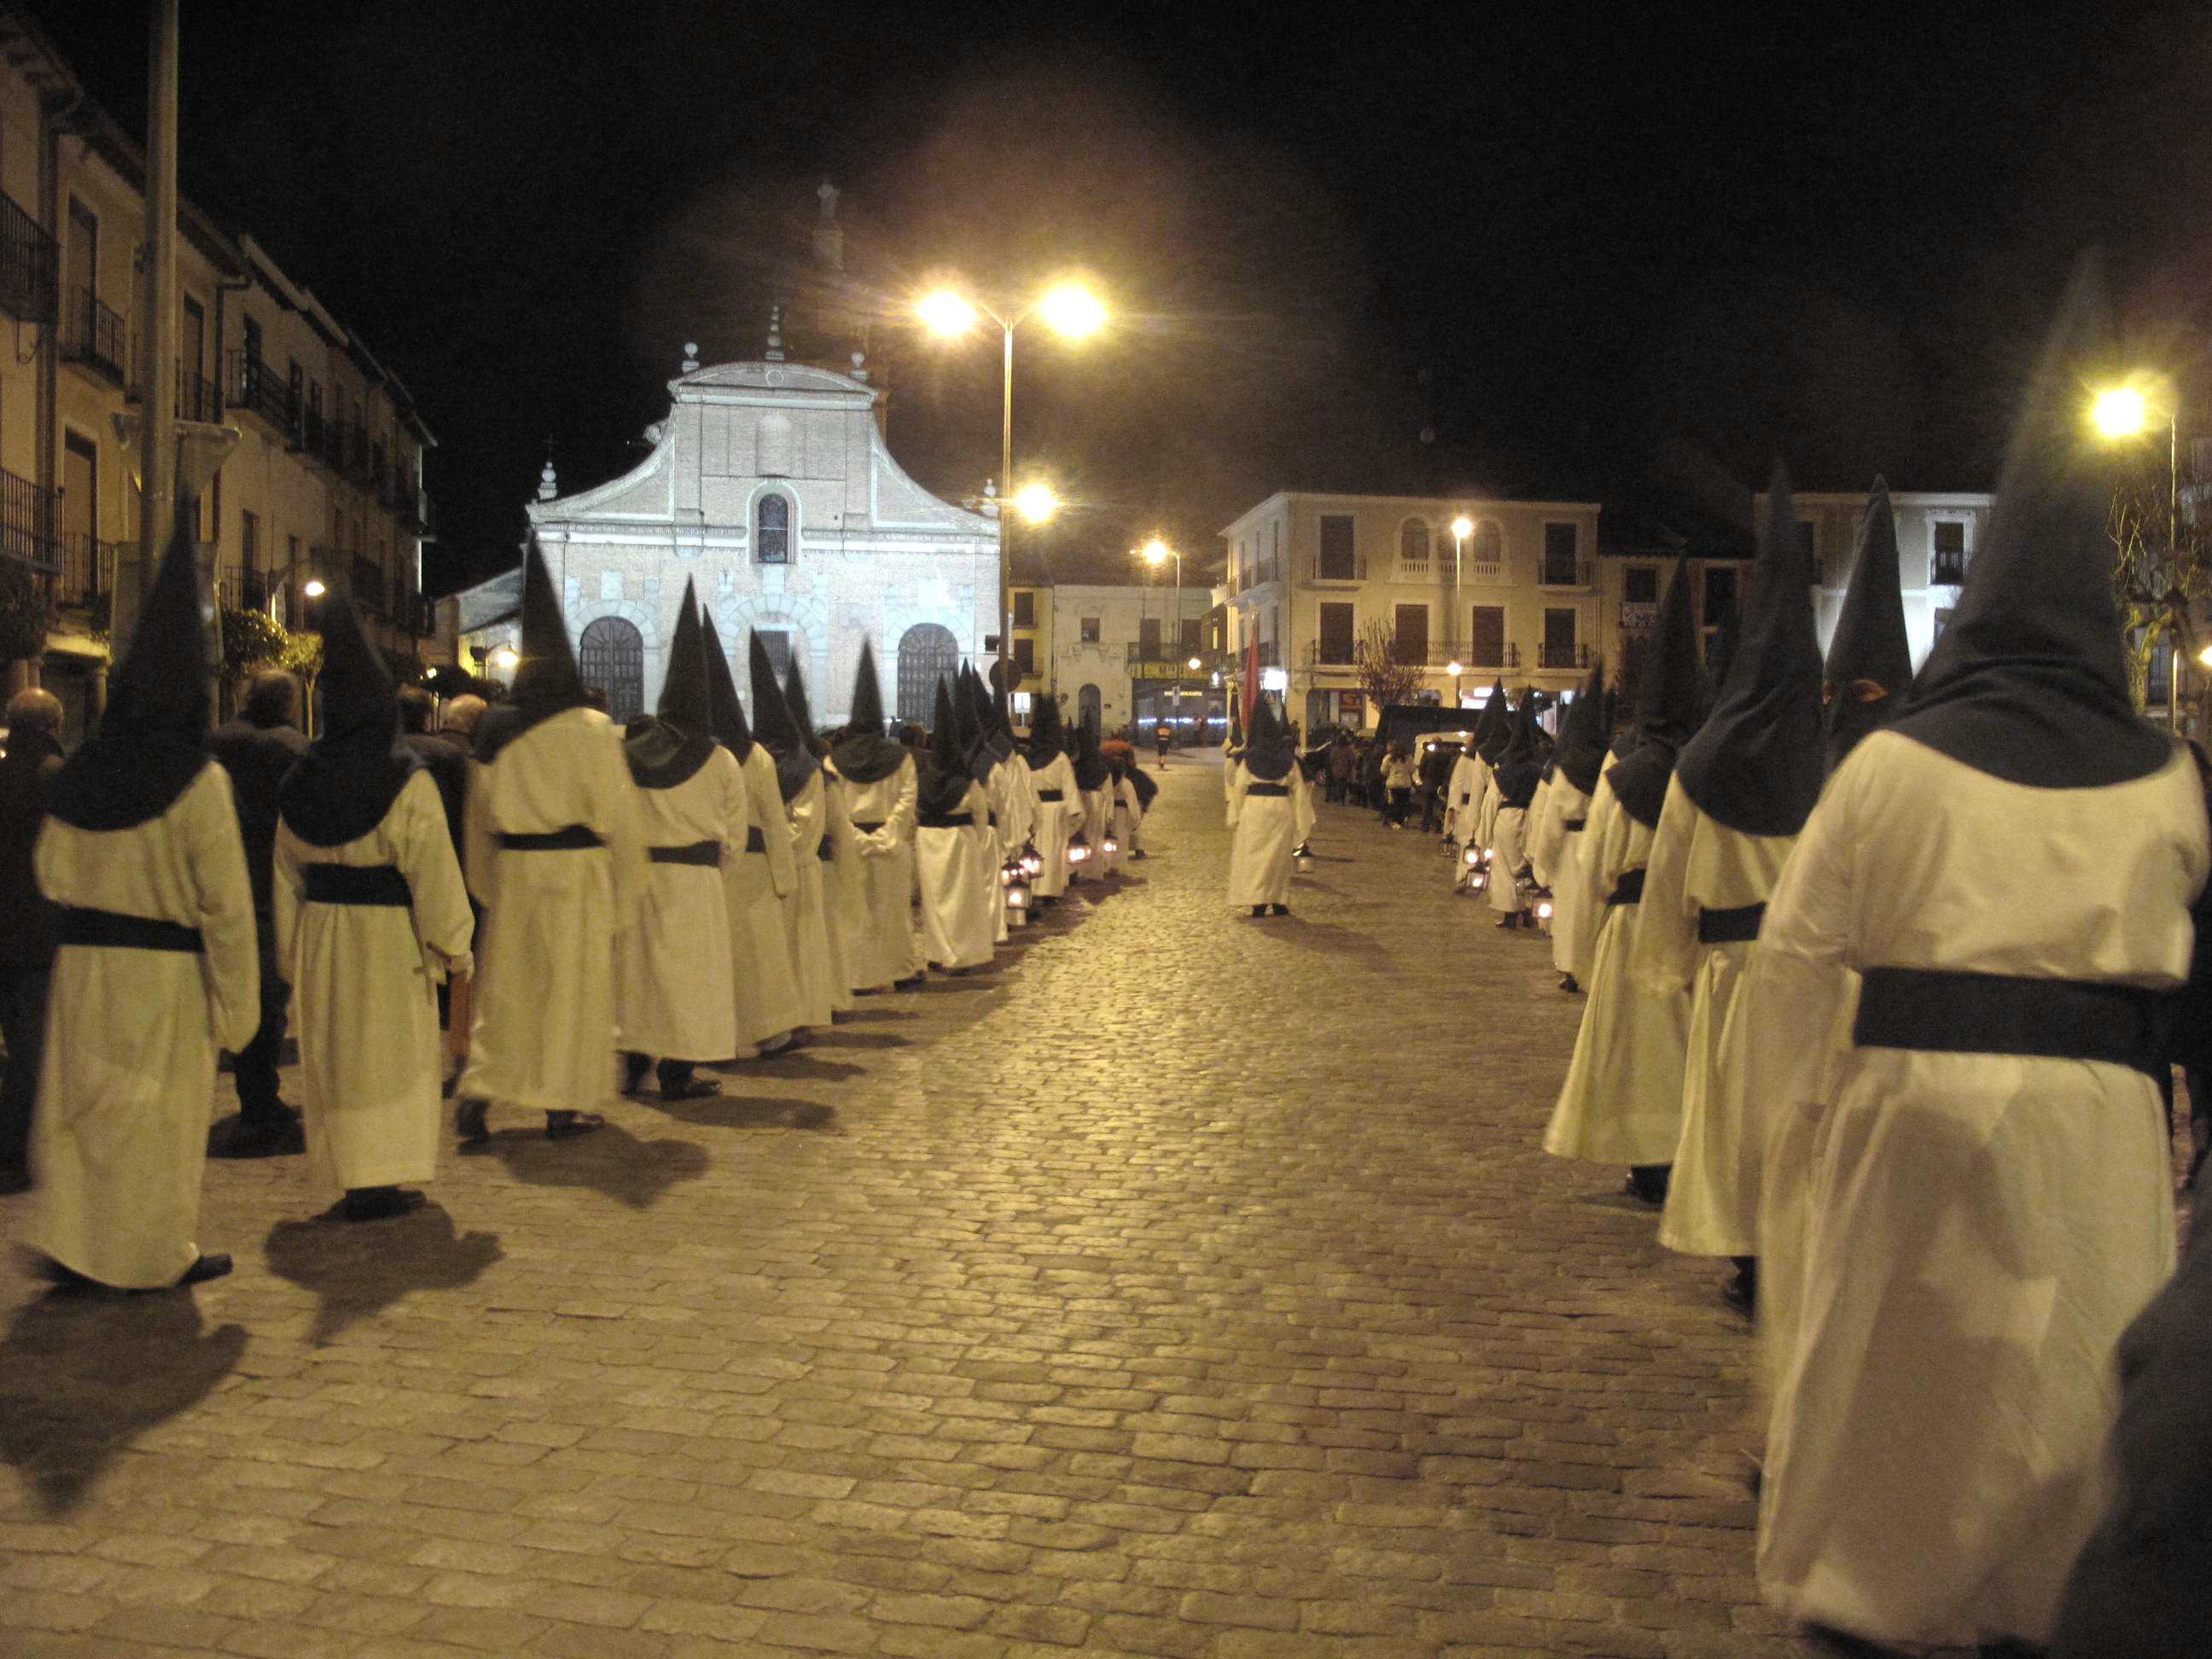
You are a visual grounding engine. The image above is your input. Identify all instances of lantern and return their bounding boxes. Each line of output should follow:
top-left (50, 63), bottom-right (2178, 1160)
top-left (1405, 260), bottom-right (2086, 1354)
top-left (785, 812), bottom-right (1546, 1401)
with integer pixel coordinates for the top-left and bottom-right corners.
top-left (1067, 833), bottom-right (1091, 864)
top-left (1019, 844), bottom-right (1044, 878)
top-left (1292, 841), bottom-right (1316, 873)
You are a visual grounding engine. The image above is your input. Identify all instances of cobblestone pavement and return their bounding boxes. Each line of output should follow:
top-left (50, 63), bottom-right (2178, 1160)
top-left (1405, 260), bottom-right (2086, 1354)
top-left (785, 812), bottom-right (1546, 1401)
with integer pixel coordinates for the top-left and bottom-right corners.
top-left (0, 756), bottom-right (1822, 1659)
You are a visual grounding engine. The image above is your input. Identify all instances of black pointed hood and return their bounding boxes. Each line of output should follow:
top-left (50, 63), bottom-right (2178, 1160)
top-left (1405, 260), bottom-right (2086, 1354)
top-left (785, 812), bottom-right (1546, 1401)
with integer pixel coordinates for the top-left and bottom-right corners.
top-left (1493, 690), bottom-right (1545, 808)
top-left (278, 589), bottom-right (420, 846)
top-left (830, 640), bottom-right (907, 783)
top-left (1473, 679), bottom-right (1511, 762)
top-left (474, 536), bottom-right (587, 765)
top-left (51, 510), bottom-right (212, 830)
top-left (966, 666), bottom-right (1012, 766)
top-left (1026, 689), bottom-right (1066, 771)
top-left (952, 667), bottom-right (996, 780)
top-left (1675, 463), bottom-right (1826, 836)
top-left (783, 656), bottom-right (818, 748)
top-left (1703, 602), bottom-right (1741, 718)
top-left (1553, 659), bottom-right (1609, 797)
top-left (1072, 719), bottom-right (1110, 791)
top-left (1825, 478), bottom-right (1915, 770)
top-left (1225, 698), bottom-right (1243, 755)
top-left (750, 632), bottom-right (818, 800)
top-left (989, 672), bottom-right (1017, 759)
top-left (1605, 553), bottom-right (1704, 829)
top-left (698, 608), bottom-right (755, 763)
top-left (1894, 257), bottom-right (2168, 787)
top-left (917, 678), bottom-right (972, 821)
top-left (1242, 692), bottom-right (1295, 783)
top-left (626, 581), bottom-right (718, 789)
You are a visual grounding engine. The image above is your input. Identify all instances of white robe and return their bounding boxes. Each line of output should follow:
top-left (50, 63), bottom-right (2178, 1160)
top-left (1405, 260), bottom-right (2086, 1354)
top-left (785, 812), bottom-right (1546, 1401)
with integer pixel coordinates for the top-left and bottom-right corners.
top-left (32, 763), bottom-right (259, 1287)
top-left (1532, 777), bottom-right (1595, 975)
top-left (779, 768), bottom-right (841, 1028)
top-left (460, 707), bottom-right (646, 1113)
top-left (1447, 752), bottom-right (1487, 847)
top-left (727, 743), bottom-right (804, 1044)
top-left (985, 754), bottom-right (1034, 937)
top-left (614, 748), bottom-right (744, 1062)
top-left (815, 769), bottom-right (859, 1010)
top-left (1489, 802), bottom-right (1531, 915)
top-left (1630, 776), bottom-right (1795, 1258)
top-left (1026, 752), bottom-right (1081, 899)
top-left (916, 777), bottom-right (996, 970)
top-left (1542, 774), bottom-right (1690, 1166)
top-left (837, 754), bottom-right (920, 991)
top-left (1225, 761), bottom-right (1314, 909)
top-left (1743, 733), bottom-right (2207, 1648)
top-left (276, 769), bottom-right (475, 1195)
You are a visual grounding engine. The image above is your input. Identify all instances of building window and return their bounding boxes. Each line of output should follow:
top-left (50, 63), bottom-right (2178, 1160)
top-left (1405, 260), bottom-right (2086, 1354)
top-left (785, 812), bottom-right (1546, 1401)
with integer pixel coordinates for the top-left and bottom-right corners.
top-left (1703, 566), bottom-right (1738, 626)
top-left (1080, 616), bottom-right (1101, 643)
top-left (1469, 605), bottom-right (1505, 667)
top-left (1012, 637), bottom-right (1034, 675)
top-left (1799, 518), bottom-right (1822, 585)
top-left (1318, 514), bottom-right (1357, 580)
top-left (1399, 517), bottom-right (1430, 574)
top-left (579, 616), bottom-right (645, 724)
top-left (1464, 519), bottom-right (1503, 575)
top-left (1318, 602), bottom-right (1356, 665)
top-left (1077, 684), bottom-right (1102, 731)
top-left (1542, 608), bottom-right (1580, 670)
top-left (1394, 602), bottom-right (1429, 664)
top-left (1624, 566), bottom-right (1659, 604)
top-left (756, 492), bottom-right (790, 563)
top-left (896, 623), bottom-right (960, 726)
top-left (1138, 616), bottom-right (1161, 656)
top-left (1541, 522), bottom-right (1580, 585)
top-left (1931, 520), bottom-right (1968, 585)
top-left (241, 509), bottom-right (259, 571)
top-left (1179, 616), bottom-right (1202, 654)
top-left (754, 629), bottom-right (793, 683)
top-left (1012, 590), bottom-right (1035, 628)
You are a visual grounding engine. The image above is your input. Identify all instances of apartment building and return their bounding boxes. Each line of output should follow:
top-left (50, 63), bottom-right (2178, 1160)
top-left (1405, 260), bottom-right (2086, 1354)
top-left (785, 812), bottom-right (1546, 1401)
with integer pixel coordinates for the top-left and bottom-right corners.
top-left (1, 5), bottom-right (434, 740)
top-left (1778, 489), bottom-right (1994, 670)
top-left (1002, 582), bottom-right (1216, 736)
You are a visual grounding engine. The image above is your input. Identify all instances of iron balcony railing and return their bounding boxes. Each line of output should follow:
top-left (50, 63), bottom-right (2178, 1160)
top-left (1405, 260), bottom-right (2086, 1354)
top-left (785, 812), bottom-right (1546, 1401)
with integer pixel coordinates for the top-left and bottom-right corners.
top-left (1538, 642), bottom-right (1592, 671)
top-left (228, 350), bottom-right (297, 434)
top-left (218, 564), bottom-right (272, 613)
top-left (0, 190), bottom-right (58, 324)
top-left (0, 465), bottom-right (60, 573)
top-left (177, 365), bottom-right (222, 424)
top-left (57, 533), bottom-right (116, 608)
top-left (1308, 553), bottom-right (1366, 583)
top-left (61, 288), bottom-right (129, 384)
top-left (1538, 556), bottom-right (1596, 588)
top-left (1305, 638), bottom-right (1520, 671)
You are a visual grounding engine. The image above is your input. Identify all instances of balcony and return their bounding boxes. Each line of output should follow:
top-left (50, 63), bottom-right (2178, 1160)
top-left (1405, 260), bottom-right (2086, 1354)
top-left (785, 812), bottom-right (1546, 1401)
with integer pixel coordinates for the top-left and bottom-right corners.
top-left (57, 533), bottom-right (115, 608)
top-left (397, 486), bottom-right (433, 537)
top-left (1303, 639), bottom-right (1519, 672)
top-left (351, 556), bottom-right (387, 616)
top-left (228, 351), bottom-right (298, 435)
top-left (1126, 643), bottom-right (1220, 679)
top-left (1538, 642), bottom-right (1592, 671)
top-left (61, 288), bottom-right (129, 384)
top-left (1538, 557), bottom-right (1596, 589)
top-left (177, 365), bottom-right (222, 424)
top-left (1307, 554), bottom-right (1366, 584)
top-left (219, 564), bottom-right (272, 613)
top-left (0, 190), bottom-right (57, 324)
top-left (0, 466), bottom-right (59, 573)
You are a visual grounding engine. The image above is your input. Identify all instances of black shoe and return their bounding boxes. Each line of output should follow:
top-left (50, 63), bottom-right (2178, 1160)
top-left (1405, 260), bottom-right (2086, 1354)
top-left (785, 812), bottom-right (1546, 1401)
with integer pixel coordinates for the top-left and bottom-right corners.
top-left (1129, 849), bottom-right (1149, 860)
top-left (1623, 1165), bottom-right (1672, 1206)
top-left (1496, 915), bottom-right (1519, 929)
top-left (342, 1186), bottom-right (425, 1222)
top-left (544, 1110), bottom-right (603, 1139)
top-left (177, 1253), bottom-right (233, 1287)
top-left (0, 1162), bottom-right (30, 1196)
top-left (1558, 974), bottom-right (1580, 994)
top-left (208, 1109), bottom-right (306, 1159)
top-left (1720, 1258), bottom-right (1758, 1320)
top-left (454, 1097), bottom-right (490, 1146)
top-left (661, 1077), bottom-right (722, 1103)
top-left (1269, 904), bottom-right (1289, 916)
top-left (620, 1053), bottom-right (653, 1096)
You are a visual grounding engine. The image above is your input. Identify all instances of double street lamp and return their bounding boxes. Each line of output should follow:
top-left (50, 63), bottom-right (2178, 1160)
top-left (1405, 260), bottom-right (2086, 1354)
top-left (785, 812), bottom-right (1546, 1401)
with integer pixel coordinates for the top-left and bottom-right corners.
top-left (917, 282), bottom-right (1106, 686)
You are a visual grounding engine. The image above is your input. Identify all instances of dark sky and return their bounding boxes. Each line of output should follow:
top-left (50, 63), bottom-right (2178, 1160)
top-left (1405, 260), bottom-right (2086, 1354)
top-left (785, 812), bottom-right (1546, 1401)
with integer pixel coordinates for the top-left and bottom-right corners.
top-left (39, 0), bottom-right (2212, 590)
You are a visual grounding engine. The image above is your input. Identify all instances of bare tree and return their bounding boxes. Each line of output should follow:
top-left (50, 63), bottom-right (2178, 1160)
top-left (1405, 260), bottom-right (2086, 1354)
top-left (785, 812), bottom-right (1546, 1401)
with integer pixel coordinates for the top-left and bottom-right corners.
top-left (2108, 455), bottom-right (2210, 725)
top-left (1353, 617), bottom-right (1424, 711)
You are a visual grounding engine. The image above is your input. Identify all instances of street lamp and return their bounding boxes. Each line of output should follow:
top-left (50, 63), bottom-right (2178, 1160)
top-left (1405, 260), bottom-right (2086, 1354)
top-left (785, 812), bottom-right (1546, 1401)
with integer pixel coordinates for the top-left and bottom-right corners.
top-left (302, 578), bottom-right (326, 597)
top-left (2092, 375), bottom-right (2183, 724)
top-left (1447, 659), bottom-right (1463, 707)
top-left (917, 280), bottom-right (1108, 685)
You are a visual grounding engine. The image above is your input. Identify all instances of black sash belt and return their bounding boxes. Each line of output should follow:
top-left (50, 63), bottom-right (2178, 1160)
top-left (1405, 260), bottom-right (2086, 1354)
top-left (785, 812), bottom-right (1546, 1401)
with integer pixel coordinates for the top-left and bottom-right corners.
top-left (745, 826), bottom-right (768, 854)
top-left (1606, 868), bottom-right (1646, 906)
top-left (918, 812), bottom-right (975, 829)
top-left (1035, 789), bottom-right (1064, 802)
top-left (649, 840), bottom-right (721, 867)
top-left (498, 825), bottom-right (603, 852)
top-left (302, 864), bottom-right (412, 906)
top-left (853, 819), bottom-right (885, 834)
top-left (1854, 966), bottom-right (2176, 1080)
top-left (1246, 783), bottom-right (1289, 798)
top-left (1563, 818), bottom-right (1587, 832)
top-left (818, 838), bottom-right (836, 863)
top-left (1697, 903), bottom-right (1766, 945)
top-left (59, 906), bottom-right (204, 953)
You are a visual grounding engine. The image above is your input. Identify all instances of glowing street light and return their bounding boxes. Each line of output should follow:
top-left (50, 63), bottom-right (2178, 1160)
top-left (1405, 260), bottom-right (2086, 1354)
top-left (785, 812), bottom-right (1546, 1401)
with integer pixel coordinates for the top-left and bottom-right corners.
top-left (1038, 284), bottom-right (1106, 338)
top-left (301, 578), bottom-right (326, 597)
top-left (1447, 660), bottom-right (1463, 706)
top-left (917, 291), bottom-right (981, 337)
top-left (1012, 482), bottom-right (1059, 524)
top-left (489, 645), bottom-right (519, 672)
top-left (2091, 386), bottom-right (2150, 439)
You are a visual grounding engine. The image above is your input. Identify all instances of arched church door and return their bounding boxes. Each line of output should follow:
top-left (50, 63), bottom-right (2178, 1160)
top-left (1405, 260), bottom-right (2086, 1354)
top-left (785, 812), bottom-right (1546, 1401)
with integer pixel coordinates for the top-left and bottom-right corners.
top-left (896, 624), bottom-right (959, 727)
top-left (579, 616), bottom-right (644, 724)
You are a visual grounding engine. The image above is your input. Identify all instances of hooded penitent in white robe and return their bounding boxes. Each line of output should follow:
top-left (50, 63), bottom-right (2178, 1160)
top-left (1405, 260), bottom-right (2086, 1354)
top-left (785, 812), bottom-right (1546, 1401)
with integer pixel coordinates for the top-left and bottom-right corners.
top-left (836, 754), bottom-right (920, 991)
top-left (1027, 751), bottom-right (1081, 899)
top-left (1224, 760), bottom-right (1314, 909)
top-left (1742, 734), bottom-right (2207, 1648)
top-left (614, 747), bottom-right (744, 1062)
top-left (31, 762), bottom-right (259, 1288)
top-left (815, 768), bottom-right (859, 1009)
top-left (916, 777), bottom-right (996, 971)
top-left (728, 742), bottom-right (804, 1044)
top-left (986, 756), bottom-right (1034, 939)
top-left (779, 769), bottom-right (841, 1028)
top-left (1488, 803), bottom-right (1530, 916)
top-left (1531, 776), bottom-right (1595, 974)
top-left (276, 768), bottom-right (475, 1195)
top-left (1541, 775), bottom-right (1690, 1165)
top-left (1074, 779), bottom-right (1109, 879)
top-left (1629, 775), bottom-right (1794, 1259)
top-left (460, 707), bottom-right (647, 1112)
top-left (1446, 750), bottom-right (1486, 845)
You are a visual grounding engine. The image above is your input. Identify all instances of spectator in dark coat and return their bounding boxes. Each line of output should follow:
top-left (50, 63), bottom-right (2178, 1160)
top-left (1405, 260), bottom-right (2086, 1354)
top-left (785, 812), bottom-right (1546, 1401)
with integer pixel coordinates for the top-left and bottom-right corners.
top-left (398, 684), bottom-right (468, 856)
top-left (0, 688), bottom-right (64, 1190)
top-left (206, 669), bottom-right (308, 1155)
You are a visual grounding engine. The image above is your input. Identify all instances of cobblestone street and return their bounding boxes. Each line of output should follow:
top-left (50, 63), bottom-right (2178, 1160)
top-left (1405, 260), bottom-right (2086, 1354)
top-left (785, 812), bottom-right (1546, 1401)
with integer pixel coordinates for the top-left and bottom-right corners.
top-left (0, 755), bottom-right (1817, 1659)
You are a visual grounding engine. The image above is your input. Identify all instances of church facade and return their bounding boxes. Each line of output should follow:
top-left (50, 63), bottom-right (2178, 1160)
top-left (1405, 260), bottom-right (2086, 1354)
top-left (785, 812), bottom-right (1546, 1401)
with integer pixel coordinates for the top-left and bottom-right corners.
top-left (498, 351), bottom-right (998, 728)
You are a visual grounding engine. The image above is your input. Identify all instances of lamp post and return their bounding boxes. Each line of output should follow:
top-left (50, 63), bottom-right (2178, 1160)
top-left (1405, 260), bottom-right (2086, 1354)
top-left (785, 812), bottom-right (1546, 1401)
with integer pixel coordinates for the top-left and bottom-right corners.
top-left (2093, 381), bottom-right (2184, 726)
top-left (917, 283), bottom-right (1105, 687)
top-left (1447, 660), bottom-right (1463, 709)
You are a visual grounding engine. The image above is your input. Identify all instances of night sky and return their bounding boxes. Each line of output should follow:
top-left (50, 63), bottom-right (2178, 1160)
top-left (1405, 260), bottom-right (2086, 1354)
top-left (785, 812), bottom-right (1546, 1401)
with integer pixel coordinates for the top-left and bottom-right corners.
top-left (38, 0), bottom-right (2212, 590)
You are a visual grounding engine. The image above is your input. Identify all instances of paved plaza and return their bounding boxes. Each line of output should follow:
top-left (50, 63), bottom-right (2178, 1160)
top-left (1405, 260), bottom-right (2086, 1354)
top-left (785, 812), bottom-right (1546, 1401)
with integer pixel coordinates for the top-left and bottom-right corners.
top-left (0, 757), bottom-right (1819, 1659)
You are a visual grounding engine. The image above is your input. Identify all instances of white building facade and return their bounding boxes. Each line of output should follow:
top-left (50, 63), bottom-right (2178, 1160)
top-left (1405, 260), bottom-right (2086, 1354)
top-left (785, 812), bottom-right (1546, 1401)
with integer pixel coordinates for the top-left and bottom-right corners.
top-left (1015, 582), bottom-right (1217, 736)
top-left (499, 355), bottom-right (998, 727)
top-left (1778, 490), bottom-right (1993, 671)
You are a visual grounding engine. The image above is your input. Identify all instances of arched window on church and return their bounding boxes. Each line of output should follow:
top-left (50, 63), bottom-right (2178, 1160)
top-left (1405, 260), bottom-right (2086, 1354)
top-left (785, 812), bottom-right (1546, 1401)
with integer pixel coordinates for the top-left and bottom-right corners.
top-left (579, 616), bottom-right (644, 724)
top-left (1077, 684), bottom-right (1102, 731)
top-left (756, 492), bottom-right (790, 564)
top-left (896, 623), bottom-right (960, 727)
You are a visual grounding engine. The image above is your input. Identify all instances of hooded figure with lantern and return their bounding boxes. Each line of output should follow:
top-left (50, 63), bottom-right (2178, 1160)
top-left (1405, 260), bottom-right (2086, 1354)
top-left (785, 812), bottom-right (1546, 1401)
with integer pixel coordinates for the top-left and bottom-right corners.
top-left (1530, 661), bottom-right (1608, 989)
top-left (1022, 690), bottom-right (1083, 903)
top-left (913, 678), bottom-right (997, 972)
top-left (1486, 690), bottom-right (1546, 928)
top-left (828, 641), bottom-right (922, 991)
top-left (756, 644), bottom-right (842, 1029)
top-left (274, 585), bottom-right (475, 1220)
top-left (1225, 691), bottom-right (1313, 915)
